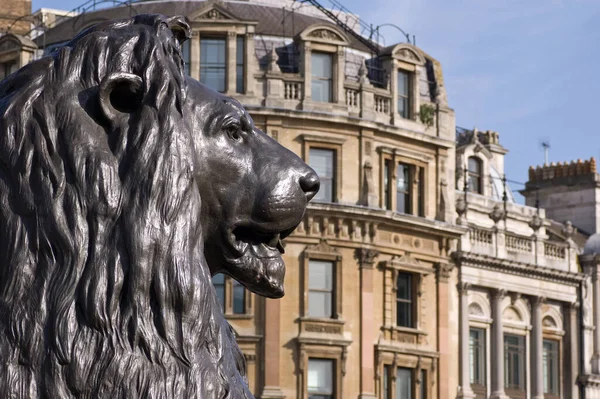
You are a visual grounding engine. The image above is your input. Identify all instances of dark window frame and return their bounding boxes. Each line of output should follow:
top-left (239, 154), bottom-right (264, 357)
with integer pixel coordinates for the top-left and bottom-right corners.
top-left (309, 147), bottom-right (336, 203)
top-left (307, 259), bottom-right (335, 319)
top-left (311, 51), bottom-right (334, 103)
top-left (504, 334), bottom-right (526, 393)
top-left (236, 35), bottom-right (245, 94)
top-left (396, 272), bottom-right (415, 328)
top-left (200, 36), bottom-right (227, 93)
top-left (307, 358), bottom-right (335, 399)
top-left (397, 69), bottom-right (411, 119)
top-left (467, 156), bottom-right (483, 195)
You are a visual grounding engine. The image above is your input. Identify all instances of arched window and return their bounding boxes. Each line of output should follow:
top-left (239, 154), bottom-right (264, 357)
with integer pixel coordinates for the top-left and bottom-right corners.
top-left (467, 157), bottom-right (483, 194)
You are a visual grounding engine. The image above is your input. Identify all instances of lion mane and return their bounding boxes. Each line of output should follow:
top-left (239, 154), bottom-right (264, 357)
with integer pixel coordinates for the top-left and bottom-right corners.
top-left (0, 14), bottom-right (251, 398)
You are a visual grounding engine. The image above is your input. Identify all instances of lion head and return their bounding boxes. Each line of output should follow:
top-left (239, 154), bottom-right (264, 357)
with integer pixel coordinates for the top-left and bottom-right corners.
top-left (185, 78), bottom-right (319, 299)
top-left (0, 13), bottom-right (318, 398)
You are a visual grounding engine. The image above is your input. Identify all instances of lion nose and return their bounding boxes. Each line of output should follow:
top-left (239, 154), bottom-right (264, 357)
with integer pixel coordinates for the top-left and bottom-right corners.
top-left (300, 170), bottom-right (320, 201)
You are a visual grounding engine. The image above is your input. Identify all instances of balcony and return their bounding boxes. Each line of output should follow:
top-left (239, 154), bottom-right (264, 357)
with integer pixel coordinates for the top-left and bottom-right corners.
top-left (256, 72), bottom-right (442, 137)
top-left (457, 191), bottom-right (579, 273)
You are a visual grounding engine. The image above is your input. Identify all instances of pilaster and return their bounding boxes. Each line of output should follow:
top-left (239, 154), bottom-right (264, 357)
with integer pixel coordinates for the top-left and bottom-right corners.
top-left (456, 282), bottom-right (475, 399)
top-left (436, 262), bottom-right (453, 399)
top-left (490, 289), bottom-right (509, 399)
top-left (226, 31), bottom-right (237, 95)
top-left (260, 298), bottom-right (284, 399)
top-left (530, 296), bottom-right (544, 399)
top-left (190, 31), bottom-right (200, 81)
top-left (356, 248), bottom-right (379, 399)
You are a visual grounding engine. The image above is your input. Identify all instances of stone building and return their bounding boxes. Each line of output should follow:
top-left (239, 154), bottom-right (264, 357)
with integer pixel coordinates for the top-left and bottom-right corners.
top-left (522, 158), bottom-right (600, 235)
top-left (454, 128), bottom-right (588, 399)
top-left (24, 0), bottom-right (465, 398)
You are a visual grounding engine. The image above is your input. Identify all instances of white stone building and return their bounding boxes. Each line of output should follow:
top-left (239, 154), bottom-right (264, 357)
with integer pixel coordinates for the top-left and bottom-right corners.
top-left (454, 128), bottom-right (586, 399)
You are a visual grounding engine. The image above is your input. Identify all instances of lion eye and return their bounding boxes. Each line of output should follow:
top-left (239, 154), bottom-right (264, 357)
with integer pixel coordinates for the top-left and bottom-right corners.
top-left (226, 125), bottom-right (243, 142)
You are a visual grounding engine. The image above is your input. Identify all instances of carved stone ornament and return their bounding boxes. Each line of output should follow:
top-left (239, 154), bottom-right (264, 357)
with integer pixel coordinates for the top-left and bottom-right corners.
top-left (562, 220), bottom-right (575, 240)
top-left (489, 204), bottom-right (505, 225)
top-left (356, 247), bottom-right (380, 267)
top-left (0, 14), bottom-right (320, 398)
top-left (202, 8), bottom-right (228, 20)
top-left (436, 263), bottom-right (454, 282)
top-left (309, 28), bottom-right (343, 42)
top-left (395, 48), bottom-right (419, 62)
top-left (529, 212), bottom-right (543, 232)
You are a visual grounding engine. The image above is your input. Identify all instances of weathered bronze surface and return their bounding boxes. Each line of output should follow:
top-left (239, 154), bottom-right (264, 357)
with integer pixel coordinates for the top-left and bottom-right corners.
top-left (0, 14), bottom-right (318, 398)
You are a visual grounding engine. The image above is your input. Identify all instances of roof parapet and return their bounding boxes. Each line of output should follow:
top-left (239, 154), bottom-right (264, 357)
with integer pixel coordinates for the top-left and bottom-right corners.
top-left (528, 157), bottom-right (597, 182)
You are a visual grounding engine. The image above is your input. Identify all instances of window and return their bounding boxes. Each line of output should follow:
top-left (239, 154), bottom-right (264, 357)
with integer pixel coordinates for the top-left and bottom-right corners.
top-left (212, 274), bottom-right (225, 311)
top-left (308, 260), bottom-right (334, 318)
top-left (469, 328), bottom-right (486, 386)
top-left (200, 37), bottom-right (227, 92)
top-left (384, 161), bottom-right (392, 210)
top-left (396, 368), bottom-right (412, 399)
top-left (308, 359), bottom-right (334, 399)
top-left (396, 272), bottom-right (414, 328)
top-left (232, 280), bottom-right (245, 314)
top-left (543, 340), bottom-right (559, 397)
top-left (396, 163), bottom-right (411, 214)
top-left (310, 148), bottom-right (335, 202)
top-left (236, 36), bottom-right (245, 94)
top-left (312, 52), bottom-right (333, 102)
top-left (397, 70), bottom-right (411, 118)
top-left (382, 158), bottom-right (425, 216)
top-left (467, 157), bottom-right (483, 194)
top-left (504, 334), bottom-right (525, 391)
top-left (211, 274), bottom-right (249, 315)
top-left (182, 39), bottom-right (191, 76)
top-left (420, 370), bottom-right (427, 399)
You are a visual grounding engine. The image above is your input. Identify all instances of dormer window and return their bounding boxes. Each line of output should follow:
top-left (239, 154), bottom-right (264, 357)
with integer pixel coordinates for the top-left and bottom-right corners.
top-left (397, 70), bottom-right (411, 118)
top-left (200, 37), bottom-right (227, 92)
top-left (311, 51), bottom-right (333, 102)
top-left (468, 157), bottom-right (483, 194)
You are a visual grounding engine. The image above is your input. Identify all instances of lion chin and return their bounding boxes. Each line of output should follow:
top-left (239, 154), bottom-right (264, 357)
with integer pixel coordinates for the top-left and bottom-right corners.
top-left (221, 222), bottom-right (298, 298)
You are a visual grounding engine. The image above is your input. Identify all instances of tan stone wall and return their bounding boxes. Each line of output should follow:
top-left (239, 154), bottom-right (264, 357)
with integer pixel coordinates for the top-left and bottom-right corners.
top-left (0, 0), bottom-right (31, 35)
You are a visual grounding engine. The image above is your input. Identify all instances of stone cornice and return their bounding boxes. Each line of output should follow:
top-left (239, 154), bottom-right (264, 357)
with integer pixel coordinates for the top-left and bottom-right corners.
top-left (453, 251), bottom-right (584, 285)
top-left (246, 107), bottom-right (456, 149)
top-left (307, 202), bottom-right (467, 239)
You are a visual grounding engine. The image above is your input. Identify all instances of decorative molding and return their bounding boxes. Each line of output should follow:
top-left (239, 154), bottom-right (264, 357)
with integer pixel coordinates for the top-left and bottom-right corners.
top-left (457, 282), bottom-right (471, 295)
top-left (453, 251), bottom-right (584, 285)
top-left (377, 145), bottom-right (433, 163)
top-left (305, 238), bottom-right (341, 259)
top-left (386, 252), bottom-right (433, 275)
top-left (300, 133), bottom-right (347, 145)
top-left (436, 262), bottom-right (453, 282)
top-left (0, 38), bottom-right (20, 54)
top-left (491, 288), bottom-right (507, 300)
top-left (355, 248), bottom-right (379, 268)
top-left (395, 48), bottom-right (419, 62)
top-left (309, 29), bottom-right (343, 42)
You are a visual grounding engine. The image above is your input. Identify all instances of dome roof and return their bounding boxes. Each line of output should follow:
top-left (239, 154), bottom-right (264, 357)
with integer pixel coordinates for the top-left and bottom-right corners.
top-left (583, 233), bottom-right (600, 255)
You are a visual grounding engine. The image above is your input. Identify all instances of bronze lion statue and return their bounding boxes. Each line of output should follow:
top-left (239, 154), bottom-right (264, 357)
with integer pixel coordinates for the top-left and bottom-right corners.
top-left (0, 14), bottom-right (318, 398)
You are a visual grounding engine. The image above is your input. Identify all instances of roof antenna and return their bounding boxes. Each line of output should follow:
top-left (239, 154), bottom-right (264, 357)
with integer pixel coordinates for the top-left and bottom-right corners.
top-left (541, 141), bottom-right (550, 165)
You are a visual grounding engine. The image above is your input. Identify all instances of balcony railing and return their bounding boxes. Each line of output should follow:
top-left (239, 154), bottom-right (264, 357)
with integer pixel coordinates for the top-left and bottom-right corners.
top-left (258, 73), bottom-right (435, 131)
top-left (463, 227), bottom-right (576, 272)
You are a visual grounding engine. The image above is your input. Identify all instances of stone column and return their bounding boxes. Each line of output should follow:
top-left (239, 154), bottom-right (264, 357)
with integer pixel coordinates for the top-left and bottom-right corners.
top-left (244, 31), bottom-right (255, 96)
top-left (565, 302), bottom-right (580, 399)
top-left (356, 248), bottom-right (379, 399)
top-left (530, 296), bottom-right (544, 399)
top-left (490, 289), bottom-right (509, 399)
top-left (260, 298), bottom-right (284, 399)
top-left (301, 42), bottom-right (311, 102)
top-left (335, 46), bottom-right (345, 105)
top-left (457, 282), bottom-right (475, 399)
top-left (593, 265), bottom-right (600, 374)
top-left (436, 263), bottom-right (453, 399)
top-left (226, 31), bottom-right (237, 95)
top-left (190, 31), bottom-right (200, 81)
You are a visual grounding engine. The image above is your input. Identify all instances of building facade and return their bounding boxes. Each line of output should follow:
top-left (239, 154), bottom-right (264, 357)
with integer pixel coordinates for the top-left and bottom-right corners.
top-left (4, 1), bottom-right (600, 399)
top-left (25, 0), bottom-right (466, 398)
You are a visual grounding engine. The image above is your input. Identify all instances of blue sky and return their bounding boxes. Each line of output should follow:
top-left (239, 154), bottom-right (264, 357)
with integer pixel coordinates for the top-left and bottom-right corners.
top-left (32, 0), bottom-right (600, 200)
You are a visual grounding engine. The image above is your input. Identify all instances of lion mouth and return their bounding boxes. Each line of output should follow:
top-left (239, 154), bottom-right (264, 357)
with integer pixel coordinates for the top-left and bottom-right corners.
top-left (227, 224), bottom-right (295, 258)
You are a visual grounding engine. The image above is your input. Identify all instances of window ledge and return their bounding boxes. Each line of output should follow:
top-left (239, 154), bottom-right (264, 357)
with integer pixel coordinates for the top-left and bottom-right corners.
top-left (382, 325), bottom-right (428, 345)
top-left (223, 314), bottom-right (254, 320)
top-left (298, 317), bottom-right (345, 335)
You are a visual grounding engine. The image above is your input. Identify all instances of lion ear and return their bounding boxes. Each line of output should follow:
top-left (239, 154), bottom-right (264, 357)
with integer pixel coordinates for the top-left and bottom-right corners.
top-left (98, 72), bottom-right (144, 123)
top-left (166, 16), bottom-right (191, 45)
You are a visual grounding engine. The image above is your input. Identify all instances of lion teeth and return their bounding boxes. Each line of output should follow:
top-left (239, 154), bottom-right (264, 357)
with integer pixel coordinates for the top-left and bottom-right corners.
top-left (276, 240), bottom-right (285, 254)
